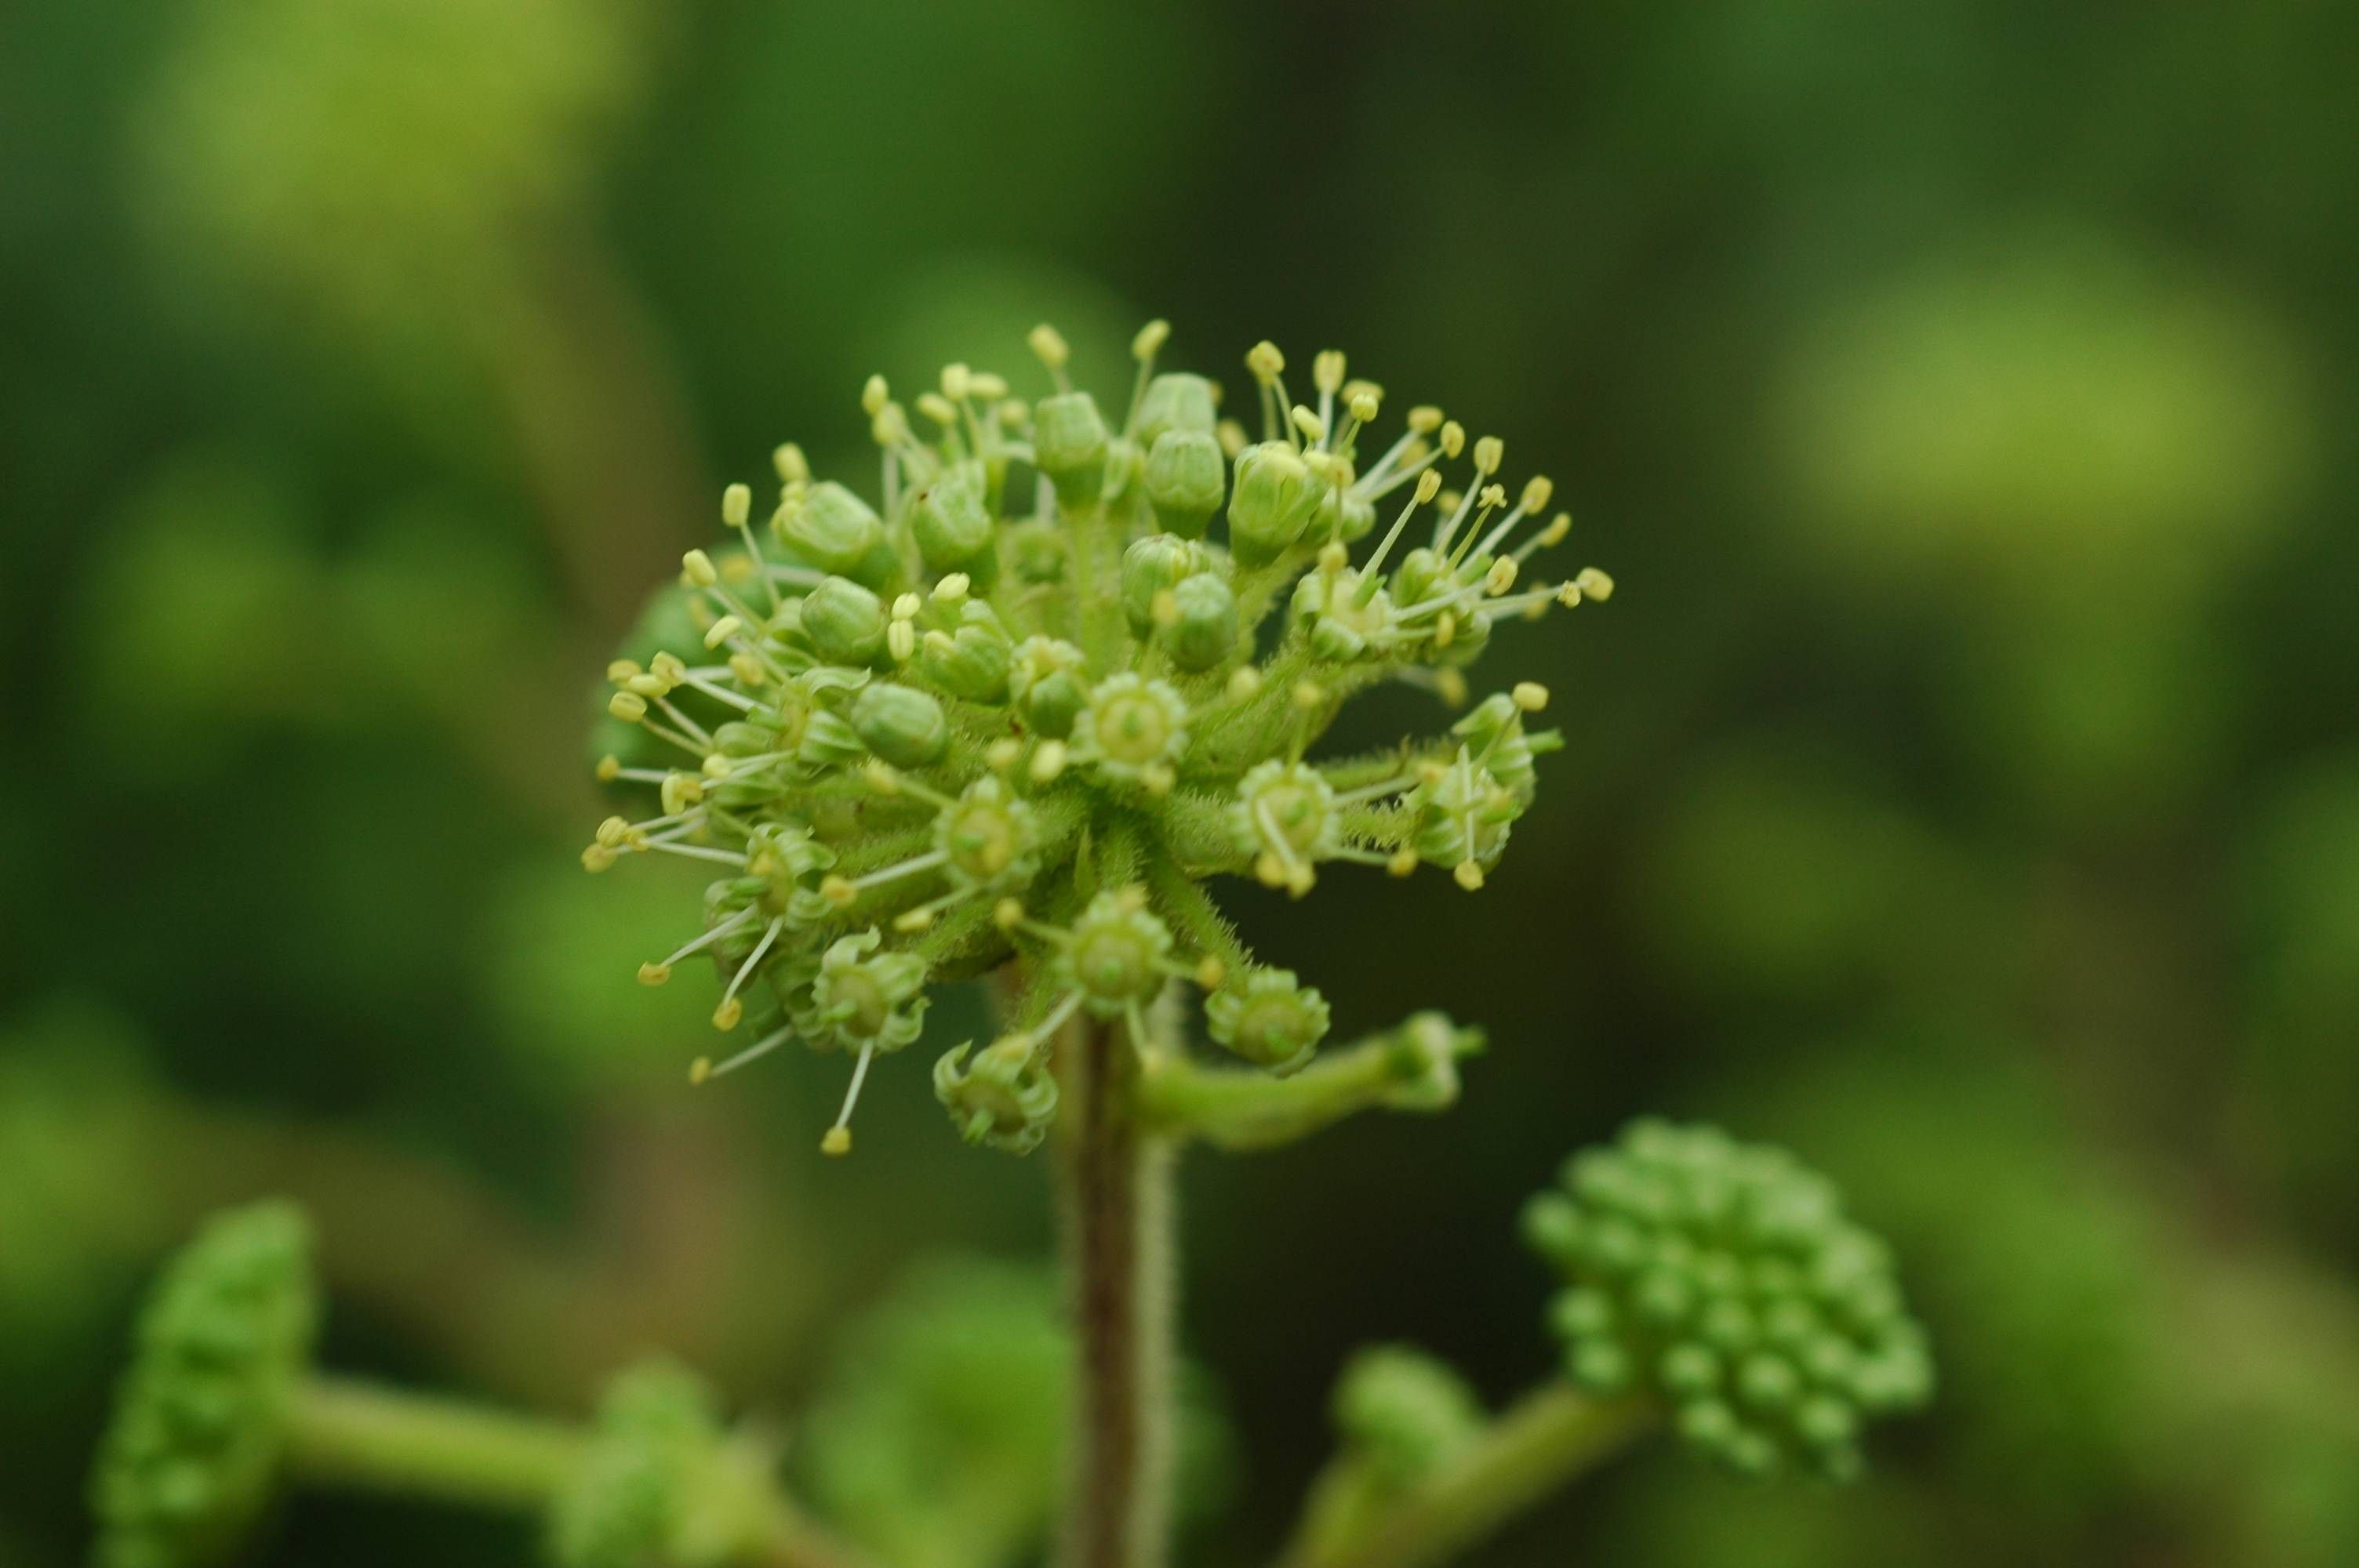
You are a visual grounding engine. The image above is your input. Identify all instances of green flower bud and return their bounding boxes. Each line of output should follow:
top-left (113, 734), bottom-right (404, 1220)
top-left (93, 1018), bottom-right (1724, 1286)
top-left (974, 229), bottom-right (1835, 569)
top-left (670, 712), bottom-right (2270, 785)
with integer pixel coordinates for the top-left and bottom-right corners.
top-left (800, 575), bottom-right (887, 666)
top-left (1033, 391), bottom-right (1109, 510)
top-left (1069, 674), bottom-right (1190, 786)
top-left (933, 776), bottom-right (1040, 891)
top-left (933, 1036), bottom-right (1060, 1154)
top-left (1008, 637), bottom-right (1089, 739)
top-left (915, 608), bottom-right (1012, 704)
top-left (1336, 490), bottom-right (1378, 543)
top-left (1161, 573), bottom-right (1239, 673)
top-left (1525, 1120), bottom-right (1934, 1480)
top-left (1144, 430), bottom-right (1226, 538)
top-left (549, 1360), bottom-right (770, 1568)
top-left (1228, 761), bottom-right (1341, 893)
top-left (850, 683), bottom-right (949, 769)
top-left (1392, 546), bottom-right (1451, 607)
top-left (799, 930), bottom-right (930, 1053)
top-left (89, 1202), bottom-right (318, 1568)
top-left (798, 708), bottom-right (866, 771)
top-left (1227, 441), bottom-right (1328, 567)
top-left (1132, 372), bottom-right (1217, 454)
top-left (1205, 967), bottom-right (1330, 1075)
top-left (1333, 1345), bottom-right (1488, 1491)
top-left (1121, 534), bottom-right (1209, 638)
top-left (1450, 693), bottom-right (1561, 807)
top-left (907, 461), bottom-right (998, 586)
top-left (1290, 569), bottom-right (1402, 664)
top-left (1058, 891), bottom-right (1175, 1018)
top-left (780, 481), bottom-right (897, 587)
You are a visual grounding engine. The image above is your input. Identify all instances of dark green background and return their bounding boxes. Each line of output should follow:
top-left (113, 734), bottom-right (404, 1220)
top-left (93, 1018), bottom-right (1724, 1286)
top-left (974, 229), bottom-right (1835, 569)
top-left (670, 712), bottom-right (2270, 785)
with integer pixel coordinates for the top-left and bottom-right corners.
top-left (6, 2), bottom-right (2357, 1563)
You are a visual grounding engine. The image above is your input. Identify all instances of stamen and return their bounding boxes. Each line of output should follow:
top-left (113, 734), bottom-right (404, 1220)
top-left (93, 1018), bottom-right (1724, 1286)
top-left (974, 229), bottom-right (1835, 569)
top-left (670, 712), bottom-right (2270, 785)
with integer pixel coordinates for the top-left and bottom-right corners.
top-left (692, 1023), bottom-right (794, 1083)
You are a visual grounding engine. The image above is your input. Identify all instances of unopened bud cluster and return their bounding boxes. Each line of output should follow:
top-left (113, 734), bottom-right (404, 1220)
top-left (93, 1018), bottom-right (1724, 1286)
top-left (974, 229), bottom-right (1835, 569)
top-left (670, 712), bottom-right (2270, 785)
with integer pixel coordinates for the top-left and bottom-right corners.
top-left (588, 322), bottom-right (1612, 1153)
top-left (1522, 1120), bottom-right (1932, 1479)
top-left (89, 1203), bottom-right (318, 1568)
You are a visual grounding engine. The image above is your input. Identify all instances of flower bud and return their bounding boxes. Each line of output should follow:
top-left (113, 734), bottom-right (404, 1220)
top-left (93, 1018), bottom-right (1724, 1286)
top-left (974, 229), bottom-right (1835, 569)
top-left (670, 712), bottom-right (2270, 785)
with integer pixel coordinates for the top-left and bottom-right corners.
top-left (1032, 391), bottom-right (1109, 510)
top-left (780, 481), bottom-right (895, 586)
top-left (800, 575), bottom-right (887, 666)
top-left (1132, 372), bottom-right (1217, 453)
top-left (850, 682), bottom-right (949, 768)
top-left (1227, 441), bottom-right (1326, 566)
top-left (1162, 573), bottom-right (1239, 673)
top-left (1334, 1345), bottom-right (1487, 1490)
top-left (1144, 430), bottom-right (1227, 538)
top-left (908, 461), bottom-right (998, 586)
top-left (1009, 637), bottom-right (1089, 739)
top-left (1205, 967), bottom-right (1330, 1074)
top-left (798, 708), bottom-right (866, 771)
top-left (1393, 546), bottom-right (1451, 606)
top-left (1121, 534), bottom-right (1208, 638)
top-left (934, 1036), bottom-right (1060, 1154)
top-left (915, 608), bottom-right (1012, 703)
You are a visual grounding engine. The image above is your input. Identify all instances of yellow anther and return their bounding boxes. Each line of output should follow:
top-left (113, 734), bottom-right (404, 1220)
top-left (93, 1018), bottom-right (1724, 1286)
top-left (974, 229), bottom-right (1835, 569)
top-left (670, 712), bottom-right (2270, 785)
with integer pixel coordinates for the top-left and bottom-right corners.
top-left (595, 815), bottom-right (632, 848)
top-left (820, 874), bottom-right (859, 909)
top-left (1029, 323), bottom-right (1070, 370)
top-left (940, 362), bottom-right (971, 401)
top-left (1453, 860), bottom-right (1486, 891)
top-left (1521, 475), bottom-right (1554, 513)
top-left (916, 391), bottom-right (958, 426)
top-left (773, 443), bottom-right (809, 483)
top-left (703, 614), bottom-right (743, 650)
top-left (862, 759), bottom-right (902, 793)
top-left (608, 659), bottom-right (643, 683)
top-left (1292, 681), bottom-right (1326, 710)
top-left (1030, 739), bottom-right (1069, 785)
top-left (888, 620), bottom-right (916, 663)
top-left (892, 593), bottom-right (921, 620)
top-left (1318, 541), bottom-right (1349, 573)
top-left (1557, 583), bottom-right (1584, 608)
top-left (1289, 404), bottom-right (1326, 443)
top-left (661, 773), bottom-right (703, 816)
top-left (986, 737), bottom-right (1023, 771)
top-left (1150, 589), bottom-right (1181, 629)
top-left (1255, 852), bottom-right (1285, 887)
top-left (1414, 469), bottom-right (1443, 505)
top-left (932, 572), bottom-right (971, 604)
top-left (820, 1127), bottom-right (852, 1156)
top-left (1539, 513), bottom-right (1572, 547)
top-left (1313, 350), bottom-right (1346, 395)
top-left (625, 673), bottom-right (668, 699)
top-left (595, 754), bottom-right (622, 782)
top-left (1575, 567), bottom-right (1615, 601)
top-left (993, 897), bottom-right (1025, 931)
top-left (1439, 421), bottom-right (1467, 459)
top-left (1512, 681), bottom-right (1550, 713)
top-left (712, 997), bottom-right (744, 1031)
top-left (894, 907), bottom-right (937, 933)
top-left (1387, 848), bottom-right (1418, 877)
top-left (1407, 405), bottom-right (1443, 434)
top-left (722, 554), bottom-right (757, 583)
top-left (722, 483), bottom-right (751, 529)
top-left (1132, 319), bottom-right (1172, 361)
top-left (1216, 419), bottom-right (1249, 459)
top-left (1305, 450), bottom-right (1351, 486)
top-left (1246, 339), bottom-right (1285, 381)
top-left (1194, 955), bottom-right (1227, 989)
top-left (1287, 865), bottom-right (1316, 898)
top-left (582, 844), bottom-right (618, 873)
top-left (1434, 612), bottom-right (1456, 649)
top-left (682, 550), bottom-right (719, 588)
top-left (1227, 666), bottom-right (1263, 702)
top-left (968, 372), bottom-right (1009, 401)
top-left (1114, 887), bottom-right (1149, 913)
top-left (871, 402), bottom-right (911, 446)
top-left (1486, 558), bottom-right (1519, 594)
top-left (1438, 490), bottom-right (1463, 514)
top-left (1349, 390), bottom-right (1380, 424)
top-left (689, 1056), bottom-right (713, 1085)
top-left (637, 962), bottom-right (672, 987)
top-left (729, 652), bottom-right (767, 686)
top-left (1435, 669), bottom-right (1469, 707)
top-left (1142, 762), bottom-right (1176, 797)
top-left (998, 399), bottom-right (1029, 426)
top-left (861, 374), bottom-right (889, 416)
top-left (1417, 759), bottom-right (1449, 784)
top-left (609, 691), bottom-right (649, 723)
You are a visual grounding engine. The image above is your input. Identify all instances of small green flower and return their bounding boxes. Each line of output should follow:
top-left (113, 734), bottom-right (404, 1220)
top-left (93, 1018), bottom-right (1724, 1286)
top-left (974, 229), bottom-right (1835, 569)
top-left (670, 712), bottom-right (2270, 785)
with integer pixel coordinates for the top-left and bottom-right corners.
top-left (548, 1361), bottom-right (775, 1568)
top-left (1229, 761), bottom-right (1343, 895)
top-left (1057, 891), bottom-right (1178, 1020)
top-left (934, 1036), bottom-right (1061, 1155)
top-left (88, 1202), bottom-right (319, 1568)
top-left (1205, 967), bottom-right (1331, 1075)
top-left (1522, 1120), bottom-right (1935, 1480)
top-left (1067, 674), bottom-right (1190, 791)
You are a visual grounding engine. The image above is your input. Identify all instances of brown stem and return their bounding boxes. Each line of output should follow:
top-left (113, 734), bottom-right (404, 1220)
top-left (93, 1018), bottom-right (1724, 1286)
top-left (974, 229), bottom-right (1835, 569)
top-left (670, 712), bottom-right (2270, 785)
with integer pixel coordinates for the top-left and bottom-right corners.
top-left (1056, 1010), bottom-right (1175, 1568)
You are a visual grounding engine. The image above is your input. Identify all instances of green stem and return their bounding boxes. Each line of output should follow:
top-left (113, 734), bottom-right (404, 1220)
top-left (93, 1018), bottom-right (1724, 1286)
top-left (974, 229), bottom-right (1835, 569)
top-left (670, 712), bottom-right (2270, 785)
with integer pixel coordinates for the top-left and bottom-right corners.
top-left (1276, 1387), bottom-right (1656, 1568)
top-left (1055, 1007), bottom-right (1176, 1568)
top-left (1138, 1015), bottom-right (1480, 1150)
top-left (285, 1375), bottom-right (588, 1511)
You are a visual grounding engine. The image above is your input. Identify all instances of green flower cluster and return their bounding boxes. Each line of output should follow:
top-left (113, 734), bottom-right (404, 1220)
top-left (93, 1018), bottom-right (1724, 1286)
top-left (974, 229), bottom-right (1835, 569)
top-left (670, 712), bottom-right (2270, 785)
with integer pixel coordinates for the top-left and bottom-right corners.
top-left (588, 323), bottom-right (1612, 1153)
top-left (87, 1202), bottom-right (318, 1568)
top-left (548, 1360), bottom-right (773, 1568)
top-left (1521, 1120), bottom-right (1932, 1479)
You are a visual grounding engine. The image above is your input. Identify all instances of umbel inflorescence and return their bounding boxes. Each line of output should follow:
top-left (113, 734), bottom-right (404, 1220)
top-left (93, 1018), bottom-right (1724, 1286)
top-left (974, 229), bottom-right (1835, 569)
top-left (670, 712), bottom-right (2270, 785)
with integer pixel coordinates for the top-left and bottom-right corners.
top-left (586, 322), bottom-right (1612, 1155)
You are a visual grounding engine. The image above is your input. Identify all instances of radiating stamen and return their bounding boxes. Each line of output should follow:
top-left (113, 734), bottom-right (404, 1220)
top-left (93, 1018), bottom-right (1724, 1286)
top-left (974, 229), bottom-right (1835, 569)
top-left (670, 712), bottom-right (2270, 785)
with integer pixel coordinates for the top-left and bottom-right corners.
top-left (693, 1023), bottom-right (793, 1083)
top-left (821, 1039), bottom-right (880, 1156)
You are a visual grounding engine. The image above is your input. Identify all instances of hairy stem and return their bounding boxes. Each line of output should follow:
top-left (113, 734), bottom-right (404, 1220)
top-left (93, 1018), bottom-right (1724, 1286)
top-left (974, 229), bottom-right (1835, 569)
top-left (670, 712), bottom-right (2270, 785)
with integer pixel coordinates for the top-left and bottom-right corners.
top-left (1056, 1007), bottom-right (1176, 1568)
top-left (285, 1375), bottom-right (588, 1510)
top-left (1277, 1387), bottom-right (1656, 1568)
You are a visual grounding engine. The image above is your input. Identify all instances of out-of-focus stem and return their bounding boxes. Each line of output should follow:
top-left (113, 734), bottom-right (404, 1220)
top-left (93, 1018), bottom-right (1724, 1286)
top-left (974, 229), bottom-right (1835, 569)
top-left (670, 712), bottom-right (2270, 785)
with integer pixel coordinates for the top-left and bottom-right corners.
top-left (285, 1376), bottom-right (587, 1510)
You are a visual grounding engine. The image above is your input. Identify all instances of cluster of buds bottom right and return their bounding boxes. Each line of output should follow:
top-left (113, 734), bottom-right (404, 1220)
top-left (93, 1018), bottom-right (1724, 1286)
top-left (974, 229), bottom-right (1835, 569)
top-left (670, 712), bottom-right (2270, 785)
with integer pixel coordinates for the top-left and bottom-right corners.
top-left (1521, 1120), bottom-right (1933, 1479)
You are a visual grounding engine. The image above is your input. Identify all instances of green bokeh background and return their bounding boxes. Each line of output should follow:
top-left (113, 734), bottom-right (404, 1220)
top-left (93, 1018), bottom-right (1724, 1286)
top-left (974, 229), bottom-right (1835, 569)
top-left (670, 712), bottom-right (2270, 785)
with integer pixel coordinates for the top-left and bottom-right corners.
top-left (5, 2), bottom-right (2357, 1563)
